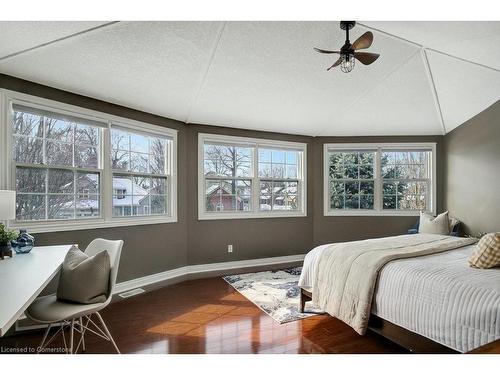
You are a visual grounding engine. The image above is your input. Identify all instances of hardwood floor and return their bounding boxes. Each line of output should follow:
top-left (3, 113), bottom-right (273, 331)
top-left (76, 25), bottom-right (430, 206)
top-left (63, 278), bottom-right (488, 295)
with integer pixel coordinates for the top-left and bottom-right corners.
top-left (0, 277), bottom-right (408, 354)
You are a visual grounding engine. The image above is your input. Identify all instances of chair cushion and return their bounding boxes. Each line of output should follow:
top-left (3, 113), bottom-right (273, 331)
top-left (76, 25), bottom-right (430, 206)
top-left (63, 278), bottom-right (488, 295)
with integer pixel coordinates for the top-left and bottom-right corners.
top-left (26, 294), bottom-right (104, 323)
top-left (57, 245), bottom-right (110, 304)
top-left (418, 211), bottom-right (450, 235)
top-left (469, 233), bottom-right (500, 269)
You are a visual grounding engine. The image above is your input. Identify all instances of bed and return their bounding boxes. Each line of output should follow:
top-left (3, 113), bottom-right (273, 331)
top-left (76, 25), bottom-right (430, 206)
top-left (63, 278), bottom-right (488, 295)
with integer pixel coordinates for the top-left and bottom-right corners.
top-left (298, 234), bottom-right (500, 353)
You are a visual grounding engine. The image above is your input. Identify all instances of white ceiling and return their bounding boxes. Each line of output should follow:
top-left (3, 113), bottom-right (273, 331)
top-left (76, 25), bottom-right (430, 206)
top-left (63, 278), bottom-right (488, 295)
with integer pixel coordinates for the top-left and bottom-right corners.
top-left (0, 21), bottom-right (498, 136)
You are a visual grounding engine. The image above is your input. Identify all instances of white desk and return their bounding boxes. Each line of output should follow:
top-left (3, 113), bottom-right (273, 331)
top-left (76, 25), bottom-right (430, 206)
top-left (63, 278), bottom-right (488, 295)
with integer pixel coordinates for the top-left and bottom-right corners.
top-left (0, 245), bottom-right (71, 336)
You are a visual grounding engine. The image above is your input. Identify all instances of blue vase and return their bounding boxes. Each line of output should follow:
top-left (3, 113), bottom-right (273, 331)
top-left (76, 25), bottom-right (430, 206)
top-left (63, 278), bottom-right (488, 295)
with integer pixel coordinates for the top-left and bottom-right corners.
top-left (11, 229), bottom-right (35, 254)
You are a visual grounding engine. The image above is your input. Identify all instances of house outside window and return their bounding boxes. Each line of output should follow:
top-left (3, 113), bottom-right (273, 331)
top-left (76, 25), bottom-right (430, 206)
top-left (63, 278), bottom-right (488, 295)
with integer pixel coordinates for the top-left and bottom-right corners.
top-left (115, 188), bottom-right (126, 199)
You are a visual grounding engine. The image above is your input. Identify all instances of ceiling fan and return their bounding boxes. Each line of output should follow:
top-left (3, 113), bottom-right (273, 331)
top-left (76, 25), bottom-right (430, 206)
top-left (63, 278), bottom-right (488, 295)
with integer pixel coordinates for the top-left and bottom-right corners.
top-left (314, 21), bottom-right (380, 73)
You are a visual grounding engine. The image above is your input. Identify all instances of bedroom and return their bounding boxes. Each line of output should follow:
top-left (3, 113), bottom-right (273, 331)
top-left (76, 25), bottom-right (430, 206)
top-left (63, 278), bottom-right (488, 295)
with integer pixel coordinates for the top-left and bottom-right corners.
top-left (0, 0), bottom-right (499, 372)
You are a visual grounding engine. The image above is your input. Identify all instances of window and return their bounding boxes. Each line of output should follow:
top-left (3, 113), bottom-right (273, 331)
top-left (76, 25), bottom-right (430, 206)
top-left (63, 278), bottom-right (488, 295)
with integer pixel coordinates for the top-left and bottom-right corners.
top-left (199, 134), bottom-right (306, 219)
top-left (203, 143), bottom-right (252, 213)
top-left (111, 127), bottom-right (170, 217)
top-left (328, 151), bottom-right (375, 210)
top-left (324, 143), bottom-right (436, 216)
top-left (258, 148), bottom-right (300, 211)
top-left (381, 150), bottom-right (432, 211)
top-left (3, 91), bottom-right (177, 232)
top-left (12, 104), bottom-right (103, 221)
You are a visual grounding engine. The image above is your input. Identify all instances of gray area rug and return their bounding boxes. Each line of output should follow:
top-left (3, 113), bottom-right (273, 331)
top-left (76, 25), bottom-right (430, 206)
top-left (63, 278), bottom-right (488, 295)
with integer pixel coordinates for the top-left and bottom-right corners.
top-left (223, 267), bottom-right (323, 324)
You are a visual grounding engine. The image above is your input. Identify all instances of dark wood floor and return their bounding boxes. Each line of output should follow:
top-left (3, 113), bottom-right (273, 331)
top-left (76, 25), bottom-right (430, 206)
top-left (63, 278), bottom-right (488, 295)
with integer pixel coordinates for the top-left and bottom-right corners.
top-left (0, 277), bottom-right (408, 354)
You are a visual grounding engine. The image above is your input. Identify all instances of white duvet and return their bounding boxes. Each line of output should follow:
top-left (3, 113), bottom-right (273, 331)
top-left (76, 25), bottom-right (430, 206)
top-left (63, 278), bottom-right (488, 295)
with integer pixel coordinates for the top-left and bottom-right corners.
top-left (299, 236), bottom-right (500, 352)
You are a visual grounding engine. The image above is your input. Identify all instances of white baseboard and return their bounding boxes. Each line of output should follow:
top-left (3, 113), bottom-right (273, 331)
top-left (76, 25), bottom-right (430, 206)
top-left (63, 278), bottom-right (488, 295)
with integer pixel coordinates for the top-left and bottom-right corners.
top-left (114, 266), bottom-right (189, 295)
top-left (114, 254), bottom-right (305, 295)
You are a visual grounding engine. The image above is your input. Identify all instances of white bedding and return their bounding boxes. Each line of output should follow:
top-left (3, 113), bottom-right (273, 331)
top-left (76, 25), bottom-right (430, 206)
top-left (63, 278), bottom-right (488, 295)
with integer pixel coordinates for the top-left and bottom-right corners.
top-left (299, 240), bottom-right (500, 352)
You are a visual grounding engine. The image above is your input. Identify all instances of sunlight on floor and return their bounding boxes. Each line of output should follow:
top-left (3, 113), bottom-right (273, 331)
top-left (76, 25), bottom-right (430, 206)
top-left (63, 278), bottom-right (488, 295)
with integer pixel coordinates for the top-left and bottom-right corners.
top-left (146, 302), bottom-right (241, 336)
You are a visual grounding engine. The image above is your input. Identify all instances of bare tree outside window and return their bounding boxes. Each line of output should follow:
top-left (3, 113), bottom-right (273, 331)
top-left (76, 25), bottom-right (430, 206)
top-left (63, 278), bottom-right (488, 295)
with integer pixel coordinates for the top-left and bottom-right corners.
top-left (204, 144), bottom-right (252, 212)
top-left (12, 106), bottom-right (102, 221)
top-left (258, 148), bottom-right (300, 211)
top-left (9, 99), bottom-right (176, 226)
top-left (202, 141), bottom-right (303, 214)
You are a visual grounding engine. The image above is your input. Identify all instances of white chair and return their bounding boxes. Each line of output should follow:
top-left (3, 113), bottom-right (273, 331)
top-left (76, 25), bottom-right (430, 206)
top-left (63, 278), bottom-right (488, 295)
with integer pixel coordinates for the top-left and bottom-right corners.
top-left (26, 239), bottom-right (123, 354)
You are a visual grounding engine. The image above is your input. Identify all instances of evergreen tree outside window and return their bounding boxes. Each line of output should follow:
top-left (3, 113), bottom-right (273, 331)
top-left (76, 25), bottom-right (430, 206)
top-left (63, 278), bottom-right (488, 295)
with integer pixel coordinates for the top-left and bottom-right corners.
top-left (325, 143), bottom-right (435, 216)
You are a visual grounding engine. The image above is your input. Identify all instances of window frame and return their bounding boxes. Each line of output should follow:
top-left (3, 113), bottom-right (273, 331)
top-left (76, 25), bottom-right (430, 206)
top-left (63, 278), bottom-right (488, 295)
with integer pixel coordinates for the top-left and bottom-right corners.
top-left (0, 90), bottom-right (177, 233)
top-left (198, 133), bottom-right (307, 220)
top-left (323, 143), bottom-right (436, 217)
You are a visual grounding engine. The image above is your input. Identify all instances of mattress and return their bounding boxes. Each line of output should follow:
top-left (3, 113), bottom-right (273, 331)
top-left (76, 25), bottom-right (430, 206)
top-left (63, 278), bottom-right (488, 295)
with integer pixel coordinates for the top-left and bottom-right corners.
top-left (299, 243), bottom-right (500, 353)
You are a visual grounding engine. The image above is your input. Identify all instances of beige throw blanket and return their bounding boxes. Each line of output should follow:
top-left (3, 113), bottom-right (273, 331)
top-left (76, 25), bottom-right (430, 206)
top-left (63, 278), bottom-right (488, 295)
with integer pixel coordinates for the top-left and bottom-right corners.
top-left (312, 234), bottom-right (477, 335)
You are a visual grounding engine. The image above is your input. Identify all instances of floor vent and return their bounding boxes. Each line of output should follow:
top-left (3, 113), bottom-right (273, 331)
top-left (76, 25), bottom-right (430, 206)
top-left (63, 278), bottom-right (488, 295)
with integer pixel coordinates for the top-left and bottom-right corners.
top-left (118, 288), bottom-right (146, 299)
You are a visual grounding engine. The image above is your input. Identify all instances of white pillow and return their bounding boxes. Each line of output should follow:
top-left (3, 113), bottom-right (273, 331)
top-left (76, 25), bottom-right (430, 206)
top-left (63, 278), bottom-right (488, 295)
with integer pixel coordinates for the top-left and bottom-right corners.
top-left (56, 245), bottom-right (110, 304)
top-left (419, 211), bottom-right (450, 235)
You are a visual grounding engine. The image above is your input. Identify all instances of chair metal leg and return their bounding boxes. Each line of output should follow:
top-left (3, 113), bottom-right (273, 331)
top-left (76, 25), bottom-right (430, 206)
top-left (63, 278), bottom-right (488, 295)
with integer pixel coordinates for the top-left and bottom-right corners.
top-left (36, 313), bottom-right (119, 354)
top-left (61, 322), bottom-right (68, 353)
top-left (69, 319), bottom-right (75, 354)
top-left (37, 323), bottom-right (52, 353)
top-left (80, 317), bottom-right (86, 352)
top-left (74, 315), bottom-right (90, 353)
top-left (38, 324), bottom-right (65, 353)
top-left (95, 312), bottom-right (120, 354)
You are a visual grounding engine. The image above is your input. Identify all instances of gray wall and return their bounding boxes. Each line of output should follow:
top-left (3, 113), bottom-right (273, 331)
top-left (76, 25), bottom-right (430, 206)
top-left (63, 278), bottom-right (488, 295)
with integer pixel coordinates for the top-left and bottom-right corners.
top-left (443, 100), bottom-right (500, 235)
top-left (312, 136), bottom-right (444, 246)
top-left (1, 73), bottom-right (455, 285)
top-left (185, 124), bottom-right (314, 265)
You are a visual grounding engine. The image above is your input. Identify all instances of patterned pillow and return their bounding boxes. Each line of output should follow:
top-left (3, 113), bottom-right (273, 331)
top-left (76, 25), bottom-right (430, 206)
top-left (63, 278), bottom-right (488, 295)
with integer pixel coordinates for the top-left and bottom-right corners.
top-left (469, 233), bottom-right (500, 269)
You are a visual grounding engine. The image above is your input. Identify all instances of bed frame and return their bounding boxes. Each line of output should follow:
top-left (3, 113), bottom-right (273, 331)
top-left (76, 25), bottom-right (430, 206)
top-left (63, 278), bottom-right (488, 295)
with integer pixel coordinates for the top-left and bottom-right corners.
top-left (300, 288), bottom-right (458, 354)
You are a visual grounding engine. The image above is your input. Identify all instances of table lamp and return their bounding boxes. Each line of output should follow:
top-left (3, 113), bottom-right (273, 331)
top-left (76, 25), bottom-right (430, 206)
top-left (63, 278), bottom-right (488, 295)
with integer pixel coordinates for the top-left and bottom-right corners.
top-left (0, 190), bottom-right (16, 259)
top-left (0, 190), bottom-right (16, 221)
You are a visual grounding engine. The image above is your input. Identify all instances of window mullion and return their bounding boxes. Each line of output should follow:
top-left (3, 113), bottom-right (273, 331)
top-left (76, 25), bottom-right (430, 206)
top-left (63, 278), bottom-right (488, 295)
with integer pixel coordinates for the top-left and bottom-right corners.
top-left (44, 168), bottom-right (49, 221)
top-left (103, 124), bottom-right (113, 221)
top-left (375, 148), bottom-right (382, 211)
top-left (43, 115), bottom-right (49, 220)
top-left (42, 116), bottom-right (46, 165)
top-left (253, 147), bottom-right (259, 212)
top-left (73, 166), bottom-right (77, 219)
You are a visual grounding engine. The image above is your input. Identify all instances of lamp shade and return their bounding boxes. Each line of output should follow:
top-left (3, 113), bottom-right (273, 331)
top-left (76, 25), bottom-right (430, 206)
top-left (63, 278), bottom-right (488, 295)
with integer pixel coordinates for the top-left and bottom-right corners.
top-left (0, 190), bottom-right (16, 220)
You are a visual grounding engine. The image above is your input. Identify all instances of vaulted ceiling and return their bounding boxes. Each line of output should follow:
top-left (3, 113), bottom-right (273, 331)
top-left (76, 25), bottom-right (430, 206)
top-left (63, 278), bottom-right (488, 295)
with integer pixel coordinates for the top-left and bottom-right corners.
top-left (0, 21), bottom-right (499, 136)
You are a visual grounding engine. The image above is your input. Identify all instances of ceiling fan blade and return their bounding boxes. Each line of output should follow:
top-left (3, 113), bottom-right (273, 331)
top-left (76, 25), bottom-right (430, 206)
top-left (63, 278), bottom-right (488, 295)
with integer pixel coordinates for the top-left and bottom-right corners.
top-left (351, 31), bottom-right (374, 50)
top-left (327, 57), bottom-right (342, 71)
top-left (314, 47), bottom-right (340, 54)
top-left (354, 52), bottom-right (380, 65)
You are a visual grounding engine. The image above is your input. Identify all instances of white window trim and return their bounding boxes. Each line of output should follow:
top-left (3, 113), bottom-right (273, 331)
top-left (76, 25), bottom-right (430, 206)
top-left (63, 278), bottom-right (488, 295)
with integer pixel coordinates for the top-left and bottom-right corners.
top-left (323, 142), bottom-right (437, 217)
top-left (198, 133), bottom-right (307, 220)
top-left (0, 89), bottom-right (178, 233)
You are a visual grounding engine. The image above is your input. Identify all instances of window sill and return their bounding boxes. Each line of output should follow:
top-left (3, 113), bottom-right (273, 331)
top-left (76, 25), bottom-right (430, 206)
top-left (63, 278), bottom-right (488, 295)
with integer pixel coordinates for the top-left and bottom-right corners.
top-left (324, 210), bottom-right (434, 217)
top-left (8, 216), bottom-right (178, 234)
top-left (198, 211), bottom-right (307, 221)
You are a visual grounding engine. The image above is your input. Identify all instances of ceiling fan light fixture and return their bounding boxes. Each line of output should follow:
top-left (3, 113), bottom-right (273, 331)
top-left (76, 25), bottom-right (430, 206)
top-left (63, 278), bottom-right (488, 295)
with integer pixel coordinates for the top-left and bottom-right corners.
top-left (340, 53), bottom-right (355, 73)
top-left (314, 21), bottom-right (379, 73)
